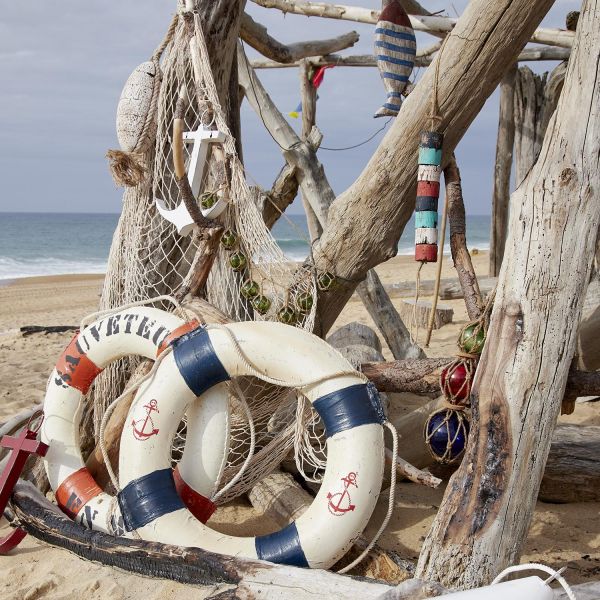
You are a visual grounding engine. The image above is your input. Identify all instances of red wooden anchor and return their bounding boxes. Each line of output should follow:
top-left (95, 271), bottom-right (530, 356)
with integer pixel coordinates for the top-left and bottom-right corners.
top-left (0, 411), bottom-right (48, 553)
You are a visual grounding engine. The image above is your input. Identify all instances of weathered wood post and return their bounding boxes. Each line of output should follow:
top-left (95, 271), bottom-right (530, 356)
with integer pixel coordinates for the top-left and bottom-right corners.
top-left (416, 0), bottom-right (600, 586)
top-left (489, 64), bottom-right (516, 278)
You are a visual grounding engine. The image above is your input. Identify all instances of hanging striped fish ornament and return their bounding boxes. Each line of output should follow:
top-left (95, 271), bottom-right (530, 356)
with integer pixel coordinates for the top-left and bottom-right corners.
top-left (374, 0), bottom-right (416, 118)
top-left (415, 131), bottom-right (443, 262)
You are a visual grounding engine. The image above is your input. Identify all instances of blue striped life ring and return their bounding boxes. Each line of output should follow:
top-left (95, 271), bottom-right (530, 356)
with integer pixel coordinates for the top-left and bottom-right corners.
top-left (41, 307), bottom-right (229, 534)
top-left (117, 321), bottom-right (386, 569)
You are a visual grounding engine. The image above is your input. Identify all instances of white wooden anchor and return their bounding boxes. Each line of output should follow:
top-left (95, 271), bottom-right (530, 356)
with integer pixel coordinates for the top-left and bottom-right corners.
top-left (155, 124), bottom-right (226, 236)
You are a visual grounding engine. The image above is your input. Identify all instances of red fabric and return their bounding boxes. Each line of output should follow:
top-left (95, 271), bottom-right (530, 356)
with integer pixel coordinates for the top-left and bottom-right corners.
top-left (55, 467), bottom-right (102, 518)
top-left (415, 244), bottom-right (438, 263)
top-left (311, 65), bottom-right (334, 89)
top-left (55, 334), bottom-right (102, 394)
top-left (173, 467), bottom-right (216, 524)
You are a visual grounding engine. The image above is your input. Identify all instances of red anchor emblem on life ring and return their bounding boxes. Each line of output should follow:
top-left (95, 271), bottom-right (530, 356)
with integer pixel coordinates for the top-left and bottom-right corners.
top-left (131, 399), bottom-right (160, 441)
top-left (327, 472), bottom-right (357, 516)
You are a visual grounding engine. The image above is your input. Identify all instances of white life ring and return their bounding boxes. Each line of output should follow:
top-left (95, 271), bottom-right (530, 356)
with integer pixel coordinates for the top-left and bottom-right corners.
top-left (118, 322), bottom-right (386, 569)
top-left (41, 307), bottom-right (229, 534)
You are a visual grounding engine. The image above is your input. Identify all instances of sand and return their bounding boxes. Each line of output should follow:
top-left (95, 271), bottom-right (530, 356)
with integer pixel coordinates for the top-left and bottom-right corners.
top-left (0, 256), bottom-right (598, 598)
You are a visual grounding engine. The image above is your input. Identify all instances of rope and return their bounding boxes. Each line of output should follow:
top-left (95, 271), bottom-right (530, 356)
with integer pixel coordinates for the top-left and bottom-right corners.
top-left (151, 13), bottom-right (179, 63)
top-left (211, 379), bottom-right (255, 502)
top-left (428, 36), bottom-right (447, 131)
top-left (80, 295), bottom-right (184, 328)
top-left (492, 563), bottom-right (575, 599)
top-left (98, 349), bottom-right (172, 493)
top-left (205, 323), bottom-right (367, 388)
top-left (409, 261), bottom-right (424, 344)
top-left (337, 420), bottom-right (398, 574)
top-left (320, 119), bottom-right (391, 151)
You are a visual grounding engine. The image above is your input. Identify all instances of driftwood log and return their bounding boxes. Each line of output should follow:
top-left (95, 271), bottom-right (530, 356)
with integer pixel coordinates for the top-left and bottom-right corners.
top-left (489, 65), bottom-right (517, 278)
top-left (306, 0), bottom-right (559, 336)
top-left (251, 46), bottom-right (572, 70)
top-left (250, 0), bottom-right (575, 47)
top-left (380, 277), bottom-right (496, 300)
top-left (417, 2), bottom-right (600, 585)
top-left (19, 325), bottom-right (78, 337)
top-left (445, 156), bottom-right (483, 320)
top-left (357, 270), bottom-right (425, 360)
top-left (240, 12), bottom-right (359, 64)
top-left (9, 481), bottom-right (403, 600)
top-left (398, 300), bottom-right (453, 331)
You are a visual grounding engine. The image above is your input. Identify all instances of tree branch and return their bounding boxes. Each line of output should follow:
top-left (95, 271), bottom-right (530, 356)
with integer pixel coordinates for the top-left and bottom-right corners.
top-left (240, 12), bottom-right (359, 63)
top-left (250, 46), bottom-right (571, 69)
top-left (445, 156), bottom-right (483, 320)
top-left (308, 0), bottom-right (558, 336)
top-left (250, 0), bottom-right (574, 48)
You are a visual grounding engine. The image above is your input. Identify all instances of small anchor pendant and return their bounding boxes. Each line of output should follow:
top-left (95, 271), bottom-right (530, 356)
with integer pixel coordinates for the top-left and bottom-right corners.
top-left (132, 399), bottom-right (160, 441)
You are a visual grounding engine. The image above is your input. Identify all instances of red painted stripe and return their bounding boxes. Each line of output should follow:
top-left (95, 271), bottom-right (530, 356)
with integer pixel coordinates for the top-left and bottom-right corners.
top-left (55, 334), bottom-right (102, 394)
top-left (415, 244), bottom-right (438, 263)
top-left (157, 320), bottom-right (200, 357)
top-left (416, 180), bottom-right (440, 197)
top-left (55, 467), bottom-right (102, 518)
top-left (173, 466), bottom-right (216, 524)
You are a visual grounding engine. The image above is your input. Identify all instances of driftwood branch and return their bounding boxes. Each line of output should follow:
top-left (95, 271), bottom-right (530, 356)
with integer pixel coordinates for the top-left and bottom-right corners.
top-left (489, 64), bottom-right (517, 278)
top-left (261, 128), bottom-right (323, 230)
top-left (238, 44), bottom-right (334, 228)
top-left (250, 0), bottom-right (574, 47)
top-left (19, 325), bottom-right (78, 336)
top-left (384, 449), bottom-right (441, 489)
top-left (306, 0), bottom-right (560, 336)
top-left (444, 156), bottom-right (483, 320)
top-left (240, 12), bottom-right (359, 63)
top-left (10, 481), bottom-right (400, 600)
top-left (417, 2), bottom-right (600, 584)
top-left (250, 46), bottom-right (571, 69)
top-left (357, 270), bottom-right (425, 360)
top-left (362, 358), bottom-right (600, 399)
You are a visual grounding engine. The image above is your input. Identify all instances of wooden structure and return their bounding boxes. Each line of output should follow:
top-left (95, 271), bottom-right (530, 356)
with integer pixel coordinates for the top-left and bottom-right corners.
top-left (8, 0), bottom-right (599, 596)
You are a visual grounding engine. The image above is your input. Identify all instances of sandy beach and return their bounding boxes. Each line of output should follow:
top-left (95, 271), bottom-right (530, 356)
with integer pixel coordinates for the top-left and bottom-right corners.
top-left (1, 254), bottom-right (598, 598)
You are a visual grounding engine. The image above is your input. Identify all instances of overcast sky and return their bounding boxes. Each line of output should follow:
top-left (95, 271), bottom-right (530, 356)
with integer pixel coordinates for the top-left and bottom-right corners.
top-left (0, 0), bottom-right (579, 215)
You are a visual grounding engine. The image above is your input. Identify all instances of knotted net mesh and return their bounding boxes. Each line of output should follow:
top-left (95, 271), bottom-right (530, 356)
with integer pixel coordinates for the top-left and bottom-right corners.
top-left (92, 7), bottom-right (328, 503)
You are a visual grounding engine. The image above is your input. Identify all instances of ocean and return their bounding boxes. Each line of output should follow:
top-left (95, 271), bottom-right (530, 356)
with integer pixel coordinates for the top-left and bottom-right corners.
top-left (0, 212), bottom-right (491, 281)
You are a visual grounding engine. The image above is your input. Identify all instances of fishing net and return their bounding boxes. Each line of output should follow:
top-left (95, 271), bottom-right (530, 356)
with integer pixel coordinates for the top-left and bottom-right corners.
top-left (92, 4), bottom-right (327, 503)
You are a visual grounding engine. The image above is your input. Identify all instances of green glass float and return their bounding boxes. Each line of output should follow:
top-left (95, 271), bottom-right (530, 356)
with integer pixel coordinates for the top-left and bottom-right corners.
top-left (229, 251), bottom-right (247, 272)
top-left (295, 292), bottom-right (314, 313)
top-left (252, 295), bottom-right (272, 315)
top-left (317, 271), bottom-right (336, 291)
top-left (277, 305), bottom-right (298, 325)
top-left (241, 279), bottom-right (260, 299)
top-left (221, 229), bottom-right (238, 250)
top-left (458, 323), bottom-right (486, 354)
top-left (200, 192), bottom-right (217, 210)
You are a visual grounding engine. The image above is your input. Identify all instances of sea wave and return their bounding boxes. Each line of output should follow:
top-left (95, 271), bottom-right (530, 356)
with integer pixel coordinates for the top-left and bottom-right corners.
top-left (0, 256), bottom-right (107, 281)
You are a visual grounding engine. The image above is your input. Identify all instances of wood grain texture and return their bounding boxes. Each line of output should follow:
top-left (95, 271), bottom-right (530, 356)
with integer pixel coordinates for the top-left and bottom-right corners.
top-left (489, 65), bottom-right (516, 278)
top-left (417, 0), bottom-right (600, 585)
top-left (308, 0), bottom-right (558, 335)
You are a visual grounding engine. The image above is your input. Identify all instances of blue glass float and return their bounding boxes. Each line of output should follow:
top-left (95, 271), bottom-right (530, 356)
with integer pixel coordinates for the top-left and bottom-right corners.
top-left (424, 408), bottom-right (469, 464)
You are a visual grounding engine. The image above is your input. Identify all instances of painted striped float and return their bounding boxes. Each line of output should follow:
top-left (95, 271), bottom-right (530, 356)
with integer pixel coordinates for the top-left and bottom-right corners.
top-left (415, 130), bottom-right (443, 263)
top-left (41, 307), bottom-right (229, 535)
top-left (118, 322), bottom-right (386, 569)
top-left (374, 0), bottom-right (416, 118)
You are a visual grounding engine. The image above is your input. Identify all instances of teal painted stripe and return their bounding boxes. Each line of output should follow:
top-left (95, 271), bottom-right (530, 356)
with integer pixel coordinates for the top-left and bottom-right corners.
top-left (418, 147), bottom-right (442, 166)
top-left (415, 211), bottom-right (438, 229)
